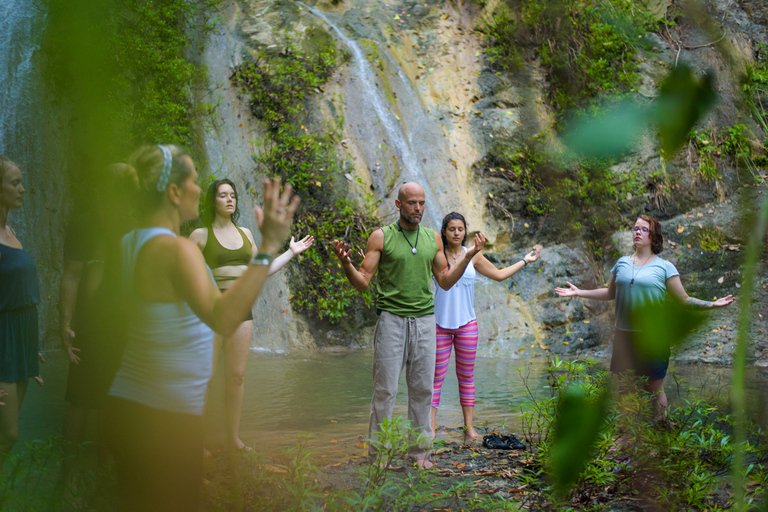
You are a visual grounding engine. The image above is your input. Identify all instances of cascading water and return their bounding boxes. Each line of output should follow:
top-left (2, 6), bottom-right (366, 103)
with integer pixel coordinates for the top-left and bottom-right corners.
top-left (297, 1), bottom-right (444, 228)
top-left (0, 0), bottom-right (47, 200)
top-left (1, 0), bottom-right (69, 347)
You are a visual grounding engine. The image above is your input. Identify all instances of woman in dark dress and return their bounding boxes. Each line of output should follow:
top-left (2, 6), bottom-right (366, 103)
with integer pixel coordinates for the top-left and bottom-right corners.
top-left (0, 156), bottom-right (41, 466)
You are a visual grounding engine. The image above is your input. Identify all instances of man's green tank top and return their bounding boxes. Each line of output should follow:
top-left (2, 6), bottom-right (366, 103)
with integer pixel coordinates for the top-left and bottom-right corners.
top-left (376, 222), bottom-right (438, 317)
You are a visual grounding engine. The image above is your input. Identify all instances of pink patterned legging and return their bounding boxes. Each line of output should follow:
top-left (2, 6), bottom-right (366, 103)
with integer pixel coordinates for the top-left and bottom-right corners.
top-left (432, 319), bottom-right (479, 408)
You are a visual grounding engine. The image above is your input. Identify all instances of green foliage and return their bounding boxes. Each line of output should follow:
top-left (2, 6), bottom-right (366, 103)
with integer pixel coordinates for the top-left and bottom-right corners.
top-left (548, 382), bottom-right (611, 498)
top-left (517, 357), bottom-right (768, 509)
top-left (289, 199), bottom-right (377, 324)
top-left (482, 0), bottom-right (652, 111)
top-left (564, 64), bottom-right (718, 161)
top-left (232, 32), bottom-right (378, 325)
top-left (480, 138), bottom-right (641, 251)
top-left (654, 65), bottom-right (718, 157)
top-left (203, 442), bottom-right (325, 511)
top-left (630, 299), bottom-right (706, 359)
top-left (485, 64), bottom-right (720, 255)
top-left (690, 123), bottom-right (756, 183)
top-left (697, 226), bottom-right (725, 251)
top-left (335, 417), bottom-right (518, 512)
top-left (41, 0), bottom-right (217, 189)
top-left (107, 0), bottom-right (217, 148)
top-left (0, 437), bottom-right (115, 511)
top-left (482, 9), bottom-right (525, 73)
top-left (742, 42), bottom-right (768, 135)
top-left (231, 33), bottom-right (346, 132)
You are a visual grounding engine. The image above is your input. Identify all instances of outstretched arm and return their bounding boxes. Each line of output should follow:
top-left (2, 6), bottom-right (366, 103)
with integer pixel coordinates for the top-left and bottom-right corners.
top-left (555, 275), bottom-right (616, 301)
top-left (333, 229), bottom-right (383, 292)
top-left (473, 246), bottom-right (541, 282)
top-left (175, 179), bottom-right (300, 337)
top-left (242, 227), bottom-right (314, 277)
top-left (433, 232), bottom-right (486, 290)
top-left (666, 275), bottom-right (734, 308)
top-left (267, 235), bottom-right (314, 276)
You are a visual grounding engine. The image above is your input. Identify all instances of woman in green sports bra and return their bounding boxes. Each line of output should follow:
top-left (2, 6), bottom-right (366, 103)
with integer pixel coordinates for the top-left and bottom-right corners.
top-left (190, 178), bottom-right (313, 452)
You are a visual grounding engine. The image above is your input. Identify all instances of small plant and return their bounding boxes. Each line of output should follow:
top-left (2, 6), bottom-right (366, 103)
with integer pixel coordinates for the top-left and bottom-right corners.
top-left (698, 226), bottom-right (724, 251)
top-left (742, 42), bottom-right (768, 135)
top-left (690, 124), bottom-right (760, 184)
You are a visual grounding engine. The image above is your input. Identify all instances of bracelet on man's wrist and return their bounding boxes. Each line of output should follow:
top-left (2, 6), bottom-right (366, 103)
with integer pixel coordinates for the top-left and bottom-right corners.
top-left (520, 259), bottom-right (528, 267)
top-left (251, 252), bottom-right (275, 266)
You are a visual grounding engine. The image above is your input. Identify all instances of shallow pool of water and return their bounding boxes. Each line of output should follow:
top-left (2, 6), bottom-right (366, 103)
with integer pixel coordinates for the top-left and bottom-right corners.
top-left (17, 348), bottom-right (758, 464)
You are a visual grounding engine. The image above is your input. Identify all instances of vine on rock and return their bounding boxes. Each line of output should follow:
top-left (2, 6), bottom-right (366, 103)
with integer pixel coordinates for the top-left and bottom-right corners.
top-left (232, 31), bottom-right (379, 328)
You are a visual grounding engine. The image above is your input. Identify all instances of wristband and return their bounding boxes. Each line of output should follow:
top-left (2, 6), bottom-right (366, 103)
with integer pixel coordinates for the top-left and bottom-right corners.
top-left (520, 259), bottom-right (527, 267)
top-left (251, 252), bottom-right (274, 266)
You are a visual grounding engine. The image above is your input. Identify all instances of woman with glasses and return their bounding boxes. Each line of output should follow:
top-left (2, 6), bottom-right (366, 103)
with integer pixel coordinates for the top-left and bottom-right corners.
top-left (555, 215), bottom-right (733, 413)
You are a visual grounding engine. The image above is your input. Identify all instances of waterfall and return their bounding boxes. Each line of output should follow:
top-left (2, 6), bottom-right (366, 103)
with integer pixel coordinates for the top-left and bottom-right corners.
top-left (297, 1), bottom-right (444, 228)
top-left (1, 0), bottom-right (69, 348)
top-left (0, 0), bottom-right (47, 189)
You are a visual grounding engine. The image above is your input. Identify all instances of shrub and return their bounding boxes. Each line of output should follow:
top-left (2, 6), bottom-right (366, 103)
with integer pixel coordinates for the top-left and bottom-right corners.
top-left (481, 0), bottom-right (652, 112)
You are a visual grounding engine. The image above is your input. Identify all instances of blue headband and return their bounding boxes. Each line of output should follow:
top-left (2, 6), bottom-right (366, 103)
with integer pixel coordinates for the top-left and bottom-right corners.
top-left (156, 145), bottom-right (173, 192)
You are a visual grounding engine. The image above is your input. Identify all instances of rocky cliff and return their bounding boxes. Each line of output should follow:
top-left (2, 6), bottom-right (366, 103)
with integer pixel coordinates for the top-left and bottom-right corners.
top-left (192, 0), bottom-right (767, 364)
top-left (5, 0), bottom-right (766, 363)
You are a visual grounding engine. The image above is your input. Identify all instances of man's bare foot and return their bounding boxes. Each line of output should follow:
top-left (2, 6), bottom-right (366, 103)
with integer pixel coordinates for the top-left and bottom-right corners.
top-left (413, 458), bottom-right (434, 469)
top-left (463, 425), bottom-right (480, 439)
top-left (376, 462), bottom-right (404, 470)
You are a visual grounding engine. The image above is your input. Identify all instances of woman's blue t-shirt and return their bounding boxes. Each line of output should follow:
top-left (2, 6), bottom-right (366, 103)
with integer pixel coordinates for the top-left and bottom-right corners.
top-left (610, 255), bottom-right (679, 331)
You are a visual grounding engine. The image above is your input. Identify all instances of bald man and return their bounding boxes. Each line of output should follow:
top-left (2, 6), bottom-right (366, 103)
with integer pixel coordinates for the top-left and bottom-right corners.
top-left (333, 182), bottom-right (485, 468)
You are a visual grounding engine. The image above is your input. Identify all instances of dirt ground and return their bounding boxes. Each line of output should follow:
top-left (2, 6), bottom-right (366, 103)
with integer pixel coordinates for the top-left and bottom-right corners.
top-left (314, 424), bottom-right (542, 507)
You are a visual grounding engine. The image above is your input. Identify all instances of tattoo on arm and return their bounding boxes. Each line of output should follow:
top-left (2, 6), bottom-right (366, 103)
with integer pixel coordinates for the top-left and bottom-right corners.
top-left (685, 297), bottom-right (712, 308)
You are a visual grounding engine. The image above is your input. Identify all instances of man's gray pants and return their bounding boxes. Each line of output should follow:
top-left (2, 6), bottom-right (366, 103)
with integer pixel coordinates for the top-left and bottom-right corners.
top-left (369, 310), bottom-right (436, 461)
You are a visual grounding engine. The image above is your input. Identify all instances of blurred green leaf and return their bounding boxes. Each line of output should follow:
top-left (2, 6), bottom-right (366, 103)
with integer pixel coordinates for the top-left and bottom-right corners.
top-left (563, 101), bottom-right (647, 158)
top-left (654, 64), bottom-right (717, 156)
top-left (548, 384), bottom-right (611, 498)
top-left (630, 299), bottom-right (706, 360)
top-left (563, 64), bottom-right (716, 160)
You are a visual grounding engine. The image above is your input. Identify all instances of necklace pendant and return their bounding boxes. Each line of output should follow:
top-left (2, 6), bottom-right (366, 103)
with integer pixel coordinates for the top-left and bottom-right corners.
top-left (630, 278), bottom-right (634, 286)
top-left (412, 247), bottom-right (418, 254)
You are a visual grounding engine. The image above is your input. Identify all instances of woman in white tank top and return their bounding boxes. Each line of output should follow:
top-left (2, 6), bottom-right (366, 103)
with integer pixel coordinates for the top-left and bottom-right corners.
top-left (105, 144), bottom-right (299, 512)
top-left (432, 212), bottom-right (542, 439)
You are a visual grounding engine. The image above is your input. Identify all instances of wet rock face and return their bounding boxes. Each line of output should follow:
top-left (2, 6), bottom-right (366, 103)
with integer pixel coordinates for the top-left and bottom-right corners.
top-left (205, 0), bottom-right (767, 359)
top-left (2, 1), bottom-right (71, 349)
